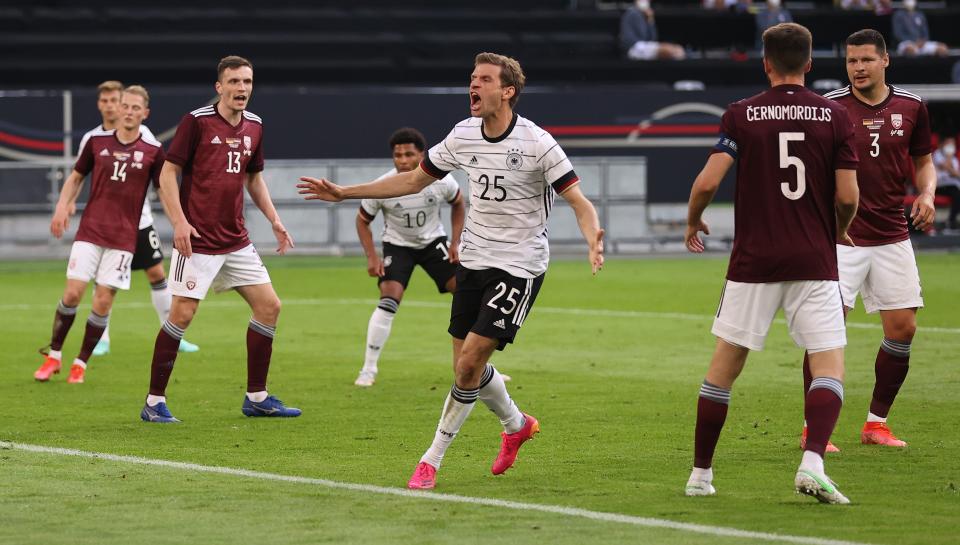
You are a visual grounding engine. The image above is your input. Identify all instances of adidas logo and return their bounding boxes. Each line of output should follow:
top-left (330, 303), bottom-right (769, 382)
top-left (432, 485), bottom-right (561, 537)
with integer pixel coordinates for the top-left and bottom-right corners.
top-left (493, 318), bottom-right (506, 329)
top-left (152, 251), bottom-right (162, 258)
top-left (210, 135), bottom-right (222, 144)
top-left (99, 148), bottom-right (110, 156)
top-left (469, 156), bottom-right (479, 165)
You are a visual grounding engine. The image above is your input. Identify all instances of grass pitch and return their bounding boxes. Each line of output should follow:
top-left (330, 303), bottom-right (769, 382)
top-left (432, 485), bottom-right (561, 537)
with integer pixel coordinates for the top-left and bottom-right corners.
top-left (1, 253), bottom-right (958, 545)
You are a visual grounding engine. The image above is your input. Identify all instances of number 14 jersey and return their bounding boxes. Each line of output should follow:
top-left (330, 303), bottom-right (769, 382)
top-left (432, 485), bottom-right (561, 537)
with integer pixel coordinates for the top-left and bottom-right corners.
top-left (422, 113), bottom-right (579, 279)
top-left (713, 84), bottom-right (859, 283)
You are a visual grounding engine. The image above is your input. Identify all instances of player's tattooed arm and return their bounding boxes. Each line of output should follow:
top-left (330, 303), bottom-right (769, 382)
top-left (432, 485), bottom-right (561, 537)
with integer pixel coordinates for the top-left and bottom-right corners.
top-left (50, 170), bottom-right (85, 238)
top-left (246, 171), bottom-right (294, 255)
top-left (157, 161), bottom-right (201, 257)
top-left (685, 152), bottom-right (734, 253)
top-left (560, 185), bottom-right (604, 275)
top-left (910, 153), bottom-right (937, 231)
top-left (834, 168), bottom-right (859, 245)
top-left (299, 166), bottom-right (436, 202)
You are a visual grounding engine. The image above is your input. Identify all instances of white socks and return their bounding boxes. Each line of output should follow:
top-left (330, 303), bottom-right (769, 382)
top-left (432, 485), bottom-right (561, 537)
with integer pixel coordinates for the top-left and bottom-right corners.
top-left (146, 394), bottom-right (165, 407)
top-left (800, 450), bottom-right (825, 475)
top-left (420, 392), bottom-right (476, 469)
top-left (246, 391), bottom-right (268, 402)
top-left (478, 364), bottom-right (524, 434)
top-left (689, 466), bottom-right (713, 482)
top-left (866, 412), bottom-right (887, 423)
top-left (48, 349), bottom-right (62, 361)
top-left (151, 280), bottom-right (172, 325)
top-left (72, 359), bottom-right (87, 369)
top-left (362, 306), bottom-right (396, 373)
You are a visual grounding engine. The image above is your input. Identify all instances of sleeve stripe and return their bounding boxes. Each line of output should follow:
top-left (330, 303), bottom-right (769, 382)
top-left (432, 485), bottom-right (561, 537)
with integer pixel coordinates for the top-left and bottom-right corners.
top-left (420, 156), bottom-right (448, 179)
top-left (447, 189), bottom-right (461, 204)
top-left (550, 170), bottom-right (579, 193)
top-left (358, 206), bottom-right (375, 222)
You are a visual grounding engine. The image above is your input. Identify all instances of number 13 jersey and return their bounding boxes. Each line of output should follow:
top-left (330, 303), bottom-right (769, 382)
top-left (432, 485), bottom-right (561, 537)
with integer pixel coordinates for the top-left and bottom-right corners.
top-left (166, 104), bottom-right (265, 255)
top-left (421, 113), bottom-right (579, 279)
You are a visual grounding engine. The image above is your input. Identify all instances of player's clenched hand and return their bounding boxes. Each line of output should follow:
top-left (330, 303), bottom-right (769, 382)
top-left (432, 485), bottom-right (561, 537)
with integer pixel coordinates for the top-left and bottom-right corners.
top-left (685, 220), bottom-right (709, 253)
top-left (366, 256), bottom-right (384, 277)
top-left (589, 228), bottom-right (605, 275)
top-left (910, 193), bottom-right (936, 231)
top-left (297, 177), bottom-right (344, 202)
top-left (50, 206), bottom-right (70, 239)
top-left (272, 219), bottom-right (294, 255)
top-left (173, 221), bottom-right (200, 257)
top-left (838, 230), bottom-right (855, 246)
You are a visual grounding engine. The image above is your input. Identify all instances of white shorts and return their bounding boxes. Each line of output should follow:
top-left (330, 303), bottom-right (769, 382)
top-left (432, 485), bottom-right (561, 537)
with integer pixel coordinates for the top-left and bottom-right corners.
top-left (837, 240), bottom-right (924, 314)
top-left (712, 280), bottom-right (846, 353)
top-left (169, 244), bottom-right (271, 300)
top-left (627, 41), bottom-right (659, 60)
top-left (66, 241), bottom-right (133, 290)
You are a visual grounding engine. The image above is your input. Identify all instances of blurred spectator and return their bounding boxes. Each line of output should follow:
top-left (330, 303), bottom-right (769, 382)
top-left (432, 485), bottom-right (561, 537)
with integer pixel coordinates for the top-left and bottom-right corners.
top-left (836, 0), bottom-right (891, 15)
top-left (703, 0), bottom-right (752, 12)
top-left (893, 0), bottom-right (948, 57)
top-left (756, 0), bottom-right (792, 48)
top-left (620, 1), bottom-right (685, 61)
top-left (933, 136), bottom-right (960, 231)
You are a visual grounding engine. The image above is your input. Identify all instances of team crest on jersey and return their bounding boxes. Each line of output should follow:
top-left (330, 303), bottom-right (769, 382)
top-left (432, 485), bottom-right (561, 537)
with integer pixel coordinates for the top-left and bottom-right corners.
top-left (862, 118), bottom-right (884, 130)
top-left (99, 148), bottom-right (110, 156)
top-left (891, 113), bottom-right (903, 129)
top-left (506, 148), bottom-right (523, 170)
top-left (243, 135), bottom-right (252, 156)
top-left (184, 276), bottom-right (197, 291)
top-left (225, 138), bottom-right (241, 149)
top-left (132, 150), bottom-right (144, 169)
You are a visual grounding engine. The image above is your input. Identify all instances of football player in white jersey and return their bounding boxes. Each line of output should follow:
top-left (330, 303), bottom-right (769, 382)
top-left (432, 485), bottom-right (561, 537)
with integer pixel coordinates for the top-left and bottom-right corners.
top-left (353, 128), bottom-right (465, 387)
top-left (77, 81), bottom-right (199, 356)
top-left (299, 52), bottom-right (603, 490)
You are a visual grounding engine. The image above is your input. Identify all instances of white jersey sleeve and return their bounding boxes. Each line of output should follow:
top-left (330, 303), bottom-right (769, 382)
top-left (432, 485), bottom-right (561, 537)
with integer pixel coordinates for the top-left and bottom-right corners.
top-left (422, 129), bottom-right (461, 177)
top-left (361, 168), bottom-right (454, 249)
top-left (438, 174), bottom-right (461, 203)
top-left (536, 129), bottom-right (579, 193)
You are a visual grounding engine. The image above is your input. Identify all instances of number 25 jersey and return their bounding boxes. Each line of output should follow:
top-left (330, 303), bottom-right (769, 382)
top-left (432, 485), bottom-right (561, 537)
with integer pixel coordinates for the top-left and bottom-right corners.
top-left (422, 113), bottom-right (579, 279)
top-left (713, 84), bottom-right (859, 283)
top-left (165, 104), bottom-right (265, 255)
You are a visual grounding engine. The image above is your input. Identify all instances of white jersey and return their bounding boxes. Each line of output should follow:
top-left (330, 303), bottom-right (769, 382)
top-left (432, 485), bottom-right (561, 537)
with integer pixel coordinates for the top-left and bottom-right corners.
top-left (78, 124), bottom-right (158, 230)
top-left (359, 168), bottom-right (461, 249)
top-left (422, 114), bottom-right (579, 278)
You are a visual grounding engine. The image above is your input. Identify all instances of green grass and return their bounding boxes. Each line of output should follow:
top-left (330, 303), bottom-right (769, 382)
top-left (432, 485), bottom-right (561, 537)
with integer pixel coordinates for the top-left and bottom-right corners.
top-left (1, 254), bottom-right (958, 545)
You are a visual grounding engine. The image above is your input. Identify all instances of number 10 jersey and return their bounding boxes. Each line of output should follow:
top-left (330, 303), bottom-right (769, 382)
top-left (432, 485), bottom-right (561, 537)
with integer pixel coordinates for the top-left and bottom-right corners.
top-left (359, 168), bottom-right (461, 249)
top-left (422, 113), bottom-right (579, 279)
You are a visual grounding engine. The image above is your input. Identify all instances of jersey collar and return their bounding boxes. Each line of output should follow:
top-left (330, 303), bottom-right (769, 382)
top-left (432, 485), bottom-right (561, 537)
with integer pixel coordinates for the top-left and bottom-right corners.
top-left (850, 84), bottom-right (893, 110)
top-left (481, 112), bottom-right (518, 144)
top-left (212, 101), bottom-right (246, 129)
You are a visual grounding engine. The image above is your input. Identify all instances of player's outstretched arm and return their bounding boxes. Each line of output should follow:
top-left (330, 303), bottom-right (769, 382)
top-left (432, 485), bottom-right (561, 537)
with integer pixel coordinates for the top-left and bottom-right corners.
top-left (560, 185), bottom-right (604, 275)
top-left (50, 170), bottom-right (85, 238)
top-left (356, 213), bottom-right (383, 277)
top-left (246, 171), bottom-right (294, 255)
top-left (834, 168), bottom-right (859, 245)
top-left (448, 193), bottom-right (466, 264)
top-left (157, 161), bottom-right (200, 257)
top-left (910, 153), bottom-right (937, 230)
top-left (685, 153), bottom-right (734, 253)
top-left (298, 166), bottom-right (437, 202)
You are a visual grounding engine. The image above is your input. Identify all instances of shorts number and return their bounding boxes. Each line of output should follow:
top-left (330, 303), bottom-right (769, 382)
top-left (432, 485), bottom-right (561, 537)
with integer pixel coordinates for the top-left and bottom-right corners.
top-left (487, 281), bottom-right (521, 315)
top-left (115, 254), bottom-right (130, 280)
top-left (869, 133), bottom-right (880, 158)
top-left (478, 174), bottom-right (506, 202)
top-left (404, 211), bottom-right (426, 228)
top-left (226, 151), bottom-right (242, 173)
top-left (436, 241), bottom-right (449, 260)
top-left (110, 161), bottom-right (128, 182)
top-left (148, 229), bottom-right (161, 250)
top-left (778, 132), bottom-right (806, 200)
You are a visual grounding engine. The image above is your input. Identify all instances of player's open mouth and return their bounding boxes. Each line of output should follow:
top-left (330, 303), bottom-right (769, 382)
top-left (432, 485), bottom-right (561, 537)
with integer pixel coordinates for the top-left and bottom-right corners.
top-left (235, 95), bottom-right (247, 102)
top-left (470, 92), bottom-right (481, 110)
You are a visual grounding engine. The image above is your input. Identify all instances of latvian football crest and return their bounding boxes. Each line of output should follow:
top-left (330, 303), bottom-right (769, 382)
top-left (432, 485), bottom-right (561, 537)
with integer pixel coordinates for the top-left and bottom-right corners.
top-left (891, 113), bottom-right (903, 129)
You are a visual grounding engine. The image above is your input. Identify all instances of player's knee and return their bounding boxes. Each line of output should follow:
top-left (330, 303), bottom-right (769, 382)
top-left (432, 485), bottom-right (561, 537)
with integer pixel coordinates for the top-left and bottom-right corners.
top-left (259, 296), bottom-right (282, 321)
top-left (61, 287), bottom-right (84, 307)
top-left (144, 265), bottom-right (165, 284)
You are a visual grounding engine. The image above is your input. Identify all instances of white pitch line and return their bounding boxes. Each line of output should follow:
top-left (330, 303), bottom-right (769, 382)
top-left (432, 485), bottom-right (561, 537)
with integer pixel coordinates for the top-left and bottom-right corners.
top-left (2, 297), bottom-right (959, 335)
top-left (2, 441), bottom-right (872, 545)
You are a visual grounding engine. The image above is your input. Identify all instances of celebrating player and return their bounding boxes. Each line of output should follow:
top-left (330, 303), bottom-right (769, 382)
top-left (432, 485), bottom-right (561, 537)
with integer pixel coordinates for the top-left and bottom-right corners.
top-left (140, 56), bottom-right (299, 423)
top-left (683, 23), bottom-right (859, 504)
top-left (299, 52), bottom-right (604, 489)
top-left (35, 86), bottom-right (165, 384)
top-left (800, 29), bottom-right (935, 448)
top-left (353, 127), bottom-right (465, 387)
top-left (76, 80), bottom-right (199, 357)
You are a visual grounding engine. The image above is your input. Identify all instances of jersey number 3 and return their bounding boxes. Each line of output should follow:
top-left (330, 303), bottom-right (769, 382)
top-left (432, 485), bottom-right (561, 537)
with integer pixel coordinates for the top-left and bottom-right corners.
top-left (779, 132), bottom-right (806, 200)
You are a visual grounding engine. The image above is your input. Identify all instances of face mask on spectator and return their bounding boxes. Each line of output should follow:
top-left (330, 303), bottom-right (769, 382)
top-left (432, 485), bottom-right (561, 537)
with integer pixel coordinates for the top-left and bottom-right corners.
top-left (903, 0), bottom-right (916, 9)
top-left (944, 143), bottom-right (956, 157)
top-left (768, 0), bottom-right (781, 8)
top-left (636, 0), bottom-right (650, 10)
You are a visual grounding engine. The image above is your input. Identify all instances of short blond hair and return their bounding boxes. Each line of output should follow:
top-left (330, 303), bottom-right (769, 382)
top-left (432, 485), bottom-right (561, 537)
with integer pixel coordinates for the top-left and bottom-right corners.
top-left (97, 80), bottom-right (123, 97)
top-left (122, 85), bottom-right (150, 107)
top-left (474, 52), bottom-right (525, 108)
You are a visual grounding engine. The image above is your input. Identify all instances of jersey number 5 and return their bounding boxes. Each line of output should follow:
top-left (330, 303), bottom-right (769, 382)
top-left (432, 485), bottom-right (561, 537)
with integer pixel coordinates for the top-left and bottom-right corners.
top-left (226, 151), bottom-right (242, 173)
top-left (779, 132), bottom-right (806, 200)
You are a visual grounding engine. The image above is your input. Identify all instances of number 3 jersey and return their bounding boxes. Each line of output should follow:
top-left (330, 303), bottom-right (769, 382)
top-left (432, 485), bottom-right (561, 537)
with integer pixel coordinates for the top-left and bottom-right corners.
top-left (359, 168), bottom-right (461, 249)
top-left (421, 113), bottom-right (579, 279)
top-left (73, 129), bottom-right (164, 253)
top-left (713, 84), bottom-right (859, 283)
top-left (823, 85), bottom-right (932, 246)
top-left (166, 104), bottom-right (265, 254)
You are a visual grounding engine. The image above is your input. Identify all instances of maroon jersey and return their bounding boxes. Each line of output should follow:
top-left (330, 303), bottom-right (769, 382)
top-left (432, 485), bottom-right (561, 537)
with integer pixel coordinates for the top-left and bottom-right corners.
top-left (73, 129), bottom-right (164, 253)
top-left (713, 84), bottom-right (859, 283)
top-left (823, 85), bottom-right (933, 246)
top-left (166, 104), bottom-right (265, 254)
